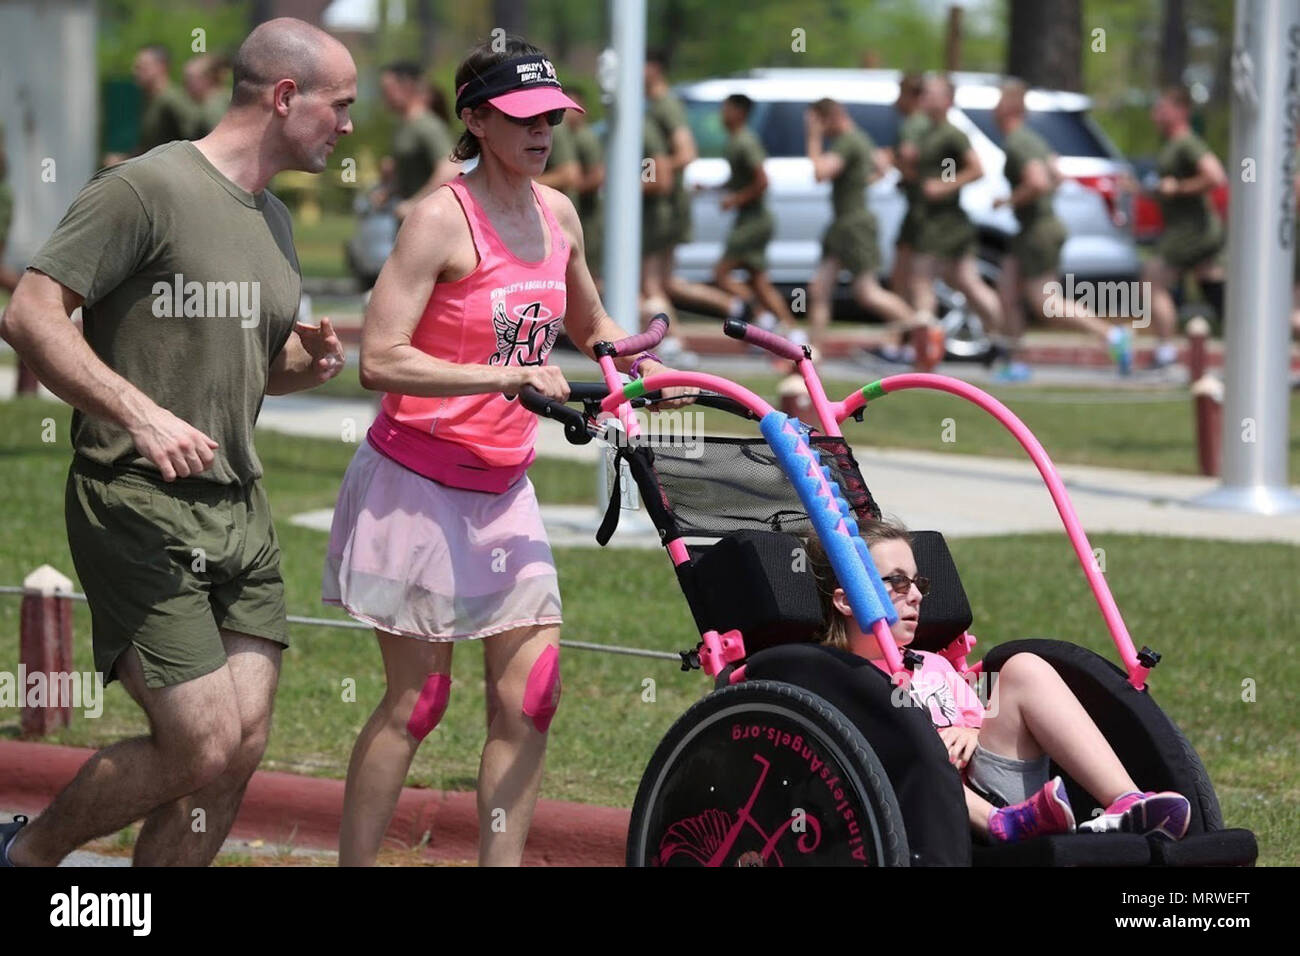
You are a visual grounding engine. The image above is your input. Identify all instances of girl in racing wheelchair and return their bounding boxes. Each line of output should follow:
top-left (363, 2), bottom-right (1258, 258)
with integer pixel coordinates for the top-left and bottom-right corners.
top-left (805, 518), bottom-right (1192, 845)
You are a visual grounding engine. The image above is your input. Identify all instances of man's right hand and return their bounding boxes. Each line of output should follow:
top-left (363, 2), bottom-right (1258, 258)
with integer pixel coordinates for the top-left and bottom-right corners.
top-left (128, 405), bottom-right (220, 481)
top-left (509, 365), bottom-right (569, 403)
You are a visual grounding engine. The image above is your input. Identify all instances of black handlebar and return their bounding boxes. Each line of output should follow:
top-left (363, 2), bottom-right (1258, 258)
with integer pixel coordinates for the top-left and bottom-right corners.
top-left (517, 385), bottom-right (593, 445)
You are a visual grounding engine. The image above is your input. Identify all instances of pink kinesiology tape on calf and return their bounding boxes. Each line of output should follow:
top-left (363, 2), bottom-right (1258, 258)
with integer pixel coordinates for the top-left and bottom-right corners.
top-left (407, 673), bottom-right (452, 741)
top-left (522, 645), bottom-right (561, 733)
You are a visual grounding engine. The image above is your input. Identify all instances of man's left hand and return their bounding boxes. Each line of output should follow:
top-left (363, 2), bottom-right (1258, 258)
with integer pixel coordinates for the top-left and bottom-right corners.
top-left (294, 315), bottom-right (345, 383)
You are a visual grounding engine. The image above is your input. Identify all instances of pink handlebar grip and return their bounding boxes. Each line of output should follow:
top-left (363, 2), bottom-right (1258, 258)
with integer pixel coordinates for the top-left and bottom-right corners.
top-left (723, 318), bottom-right (806, 361)
top-left (610, 314), bottom-right (669, 357)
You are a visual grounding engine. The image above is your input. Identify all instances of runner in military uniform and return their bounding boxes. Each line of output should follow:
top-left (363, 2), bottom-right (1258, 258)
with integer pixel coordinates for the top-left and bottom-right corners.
top-left (377, 61), bottom-right (457, 221)
top-left (1145, 85), bottom-right (1228, 369)
top-left (568, 88), bottom-right (605, 284)
top-left (133, 45), bottom-right (199, 153)
top-left (645, 51), bottom-right (749, 362)
top-left (712, 94), bottom-right (796, 339)
top-left (0, 18), bottom-right (352, 868)
top-left (805, 97), bottom-right (918, 352)
top-left (993, 80), bottom-right (1132, 378)
top-left (911, 74), bottom-right (1005, 364)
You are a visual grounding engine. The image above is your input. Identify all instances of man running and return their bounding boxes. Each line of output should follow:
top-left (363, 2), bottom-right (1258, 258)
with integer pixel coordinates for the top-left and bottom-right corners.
top-left (805, 97), bottom-right (918, 352)
top-left (912, 74), bottom-right (1006, 366)
top-left (992, 79), bottom-right (1132, 379)
top-left (0, 17), bottom-right (353, 867)
top-left (133, 45), bottom-right (199, 153)
top-left (375, 60), bottom-right (457, 221)
top-left (713, 94), bottom-right (797, 340)
top-left (1145, 85), bottom-right (1227, 370)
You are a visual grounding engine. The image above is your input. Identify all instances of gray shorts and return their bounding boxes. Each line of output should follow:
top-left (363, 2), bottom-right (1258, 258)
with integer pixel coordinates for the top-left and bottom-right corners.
top-left (964, 744), bottom-right (1050, 808)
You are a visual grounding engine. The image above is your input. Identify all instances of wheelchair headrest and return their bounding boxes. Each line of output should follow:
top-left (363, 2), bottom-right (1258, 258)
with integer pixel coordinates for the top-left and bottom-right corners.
top-left (909, 531), bottom-right (973, 653)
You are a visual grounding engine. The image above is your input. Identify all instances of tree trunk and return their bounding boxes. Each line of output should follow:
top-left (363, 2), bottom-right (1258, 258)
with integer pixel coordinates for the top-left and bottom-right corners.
top-left (1006, 0), bottom-right (1082, 92)
top-left (1160, 0), bottom-right (1188, 88)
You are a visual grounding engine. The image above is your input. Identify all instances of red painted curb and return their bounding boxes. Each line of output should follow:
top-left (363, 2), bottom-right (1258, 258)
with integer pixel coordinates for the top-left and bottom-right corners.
top-left (0, 740), bottom-right (629, 866)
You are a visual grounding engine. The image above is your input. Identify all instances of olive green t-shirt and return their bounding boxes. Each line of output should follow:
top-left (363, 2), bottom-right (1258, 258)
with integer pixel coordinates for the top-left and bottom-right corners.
top-left (30, 142), bottom-right (302, 486)
top-left (1003, 124), bottom-right (1056, 229)
top-left (648, 90), bottom-right (690, 214)
top-left (898, 110), bottom-right (931, 203)
top-left (917, 120), bottom-right (972, 214)
top-left (828, 126), bottom-right (874, 220)
top-left (392, 110), bottom-right (452, 200)
top-left (725, 124), bottom-right (767, 215)
top-left (543, 122), bottom-right (581, 206)
top-left (572, 124), bottom-right (603, 224)
top-left (188, 91), bottom-right (230, 139)
top-left (1157, 132), bottom-right (1220, 237)
top-left (139, 85), bottom-right (197, 152)
top-left (642, 116), bottom-right (671, 244)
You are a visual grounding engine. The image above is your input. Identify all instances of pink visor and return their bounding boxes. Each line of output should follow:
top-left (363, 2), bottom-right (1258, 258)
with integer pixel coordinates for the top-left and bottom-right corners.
top-left (488, 85), bottom-right (584, 118)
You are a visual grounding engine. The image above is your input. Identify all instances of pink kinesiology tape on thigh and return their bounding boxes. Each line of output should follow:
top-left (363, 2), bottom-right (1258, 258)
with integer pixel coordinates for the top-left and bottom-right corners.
top-left (407, 673), bottom-right (451, 741)
top-left (522, 645), bottom-right (561, 733)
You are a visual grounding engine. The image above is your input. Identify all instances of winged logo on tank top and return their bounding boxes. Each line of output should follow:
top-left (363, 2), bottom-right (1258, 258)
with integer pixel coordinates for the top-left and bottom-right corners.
top-left (489, 299), bottom-right (562, 368)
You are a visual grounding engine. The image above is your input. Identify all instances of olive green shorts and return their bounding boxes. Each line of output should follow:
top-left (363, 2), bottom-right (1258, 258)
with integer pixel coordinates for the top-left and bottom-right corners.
top-left (723, 208), bottom-right (775, 272)
top-left (1158, 221), bottom-right (1225, 271)
top-left (822, 211), bottom-right (880, 277)
top-left (642, 199), bottom-right (674, 255)
top-left (666, 188), bottom-right (693, 246)
top-left (65, 456), bottom-right (288, 689)
top-left (897, 201), bottom-right (925, 248)
top-left (1010, 217), bottom-right (1067, 279)
top-left (918, 206), bottom-right (977, 260)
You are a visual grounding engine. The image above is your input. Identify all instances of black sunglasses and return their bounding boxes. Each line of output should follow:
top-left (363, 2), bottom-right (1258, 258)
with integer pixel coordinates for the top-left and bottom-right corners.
top-left (499, 107), bottom-right (566, 127)
top-left (881, 572), bottom-right (930, 597)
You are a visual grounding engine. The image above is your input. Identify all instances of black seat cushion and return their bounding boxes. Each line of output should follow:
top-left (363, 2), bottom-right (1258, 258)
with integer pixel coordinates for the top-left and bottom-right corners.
top-left (744, 643), bottom-right (971, 866)
top-left (1148, 830), bottom-right (1258, 867)
top-left (678, 530), bottom-right (824, 654)
top-left (909, 530), bottom-right (974, 653)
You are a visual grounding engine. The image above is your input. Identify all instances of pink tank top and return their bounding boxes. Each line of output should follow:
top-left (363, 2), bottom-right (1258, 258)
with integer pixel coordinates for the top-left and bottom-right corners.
top-left (373, 176), bottom-right (570, 489)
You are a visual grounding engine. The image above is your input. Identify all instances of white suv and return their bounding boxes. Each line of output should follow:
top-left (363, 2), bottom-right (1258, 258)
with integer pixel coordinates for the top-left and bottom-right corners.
top-left (674, 68), bottom-right (1139, 295)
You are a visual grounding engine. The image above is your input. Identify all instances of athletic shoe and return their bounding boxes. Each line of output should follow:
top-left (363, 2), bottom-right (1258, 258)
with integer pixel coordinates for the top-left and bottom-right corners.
top-left (1107, 326), bottom-right (1133, 376)
top-left (993, 361), bottom-right (1032, 383)
top-left (1078, 790), bottom-right (1191, 841)
top-left (0, 815), bottom-right (28, 867)
top-left (987, 776), bottom-right (1076, 843)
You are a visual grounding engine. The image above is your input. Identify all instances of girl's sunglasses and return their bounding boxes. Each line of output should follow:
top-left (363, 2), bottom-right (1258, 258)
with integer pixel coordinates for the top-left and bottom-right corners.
top-left (500, 107), bottom-right (566, 127)
top-left (881, 572), bottom-right (930, 597)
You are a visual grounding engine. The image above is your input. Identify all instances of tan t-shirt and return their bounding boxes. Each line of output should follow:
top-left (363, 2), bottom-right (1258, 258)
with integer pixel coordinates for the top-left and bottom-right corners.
top-left (31, 141), bottom-right (301, 485)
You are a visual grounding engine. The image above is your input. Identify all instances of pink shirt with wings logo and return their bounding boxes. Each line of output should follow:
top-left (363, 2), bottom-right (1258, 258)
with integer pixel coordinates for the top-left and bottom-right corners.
top-left (380, 176), bottom-right (569, 470)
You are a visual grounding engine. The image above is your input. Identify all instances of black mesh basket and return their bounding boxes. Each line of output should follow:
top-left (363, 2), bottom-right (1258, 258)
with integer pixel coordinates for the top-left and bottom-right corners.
top-left (621, 435), bottom-right (881, 656)
top-left (630, 435), bottom-right (881, 541)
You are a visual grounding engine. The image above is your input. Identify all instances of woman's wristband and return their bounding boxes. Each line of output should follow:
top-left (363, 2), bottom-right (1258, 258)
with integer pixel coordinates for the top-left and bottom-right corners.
top-left (629, 351), bottom-right (661, 380)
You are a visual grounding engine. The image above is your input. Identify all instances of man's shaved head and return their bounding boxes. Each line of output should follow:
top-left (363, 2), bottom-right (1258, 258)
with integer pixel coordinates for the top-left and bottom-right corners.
top-left (231, 17), bottom-right (347, 106)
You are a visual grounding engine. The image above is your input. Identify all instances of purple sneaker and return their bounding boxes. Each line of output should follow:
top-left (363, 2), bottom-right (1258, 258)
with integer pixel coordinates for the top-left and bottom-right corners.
top-left (1094, 791), bottom-right (1191, 841)
top-left (988, 776), bottom-right (1076, 843)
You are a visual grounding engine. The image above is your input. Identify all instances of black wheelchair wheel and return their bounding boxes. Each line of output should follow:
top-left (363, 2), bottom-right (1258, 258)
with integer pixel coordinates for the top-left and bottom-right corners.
top-left (627, 680), bottom-right (910, 867)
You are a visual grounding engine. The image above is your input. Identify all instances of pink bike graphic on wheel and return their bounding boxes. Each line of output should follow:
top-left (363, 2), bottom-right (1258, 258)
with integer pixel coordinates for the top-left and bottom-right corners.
top-left (656, 753), bottom-right (824, 866)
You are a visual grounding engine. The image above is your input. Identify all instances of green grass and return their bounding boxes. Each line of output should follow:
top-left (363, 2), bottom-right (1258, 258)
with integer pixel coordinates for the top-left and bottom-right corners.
top-left (0, 397), bottom-right (1295, 864)
top-left (291, 212), bottom-right (356, 280)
